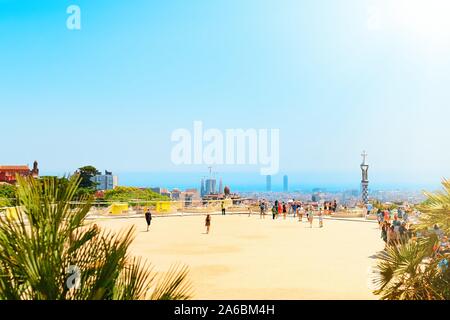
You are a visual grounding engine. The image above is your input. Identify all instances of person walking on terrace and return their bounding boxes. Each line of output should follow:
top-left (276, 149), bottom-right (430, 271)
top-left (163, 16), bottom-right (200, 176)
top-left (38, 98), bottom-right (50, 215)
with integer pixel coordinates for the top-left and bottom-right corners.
top-left (221, 201), bottom-right (226, 215)
top-left (205, 214), bottom-right (211, 234)
top-left (145, 209), bottom-right (152, 232)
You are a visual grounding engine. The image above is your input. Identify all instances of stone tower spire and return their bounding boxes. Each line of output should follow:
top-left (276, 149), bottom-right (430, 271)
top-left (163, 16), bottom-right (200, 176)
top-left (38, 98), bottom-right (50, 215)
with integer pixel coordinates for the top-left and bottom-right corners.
top-left (360, 151), bottom-right (369, 204)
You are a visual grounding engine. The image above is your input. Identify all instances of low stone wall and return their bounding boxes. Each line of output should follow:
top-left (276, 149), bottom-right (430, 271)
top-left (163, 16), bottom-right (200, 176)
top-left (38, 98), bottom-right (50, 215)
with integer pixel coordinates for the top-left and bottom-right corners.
top-left (331, 209), bottom-right (366, 218)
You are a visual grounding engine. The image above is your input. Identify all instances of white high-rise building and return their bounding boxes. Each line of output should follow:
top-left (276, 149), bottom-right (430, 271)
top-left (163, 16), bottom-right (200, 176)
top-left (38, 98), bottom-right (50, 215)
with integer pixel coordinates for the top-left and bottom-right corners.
top-left (91, 170), bottom-right (118, 191)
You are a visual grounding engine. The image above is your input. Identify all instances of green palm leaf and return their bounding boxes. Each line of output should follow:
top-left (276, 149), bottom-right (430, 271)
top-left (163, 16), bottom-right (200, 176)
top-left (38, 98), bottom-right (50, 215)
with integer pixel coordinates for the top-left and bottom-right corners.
top-left (373, 178), bottom-right (450, 300)
top-left (0, 175), bottom-right (192, 300)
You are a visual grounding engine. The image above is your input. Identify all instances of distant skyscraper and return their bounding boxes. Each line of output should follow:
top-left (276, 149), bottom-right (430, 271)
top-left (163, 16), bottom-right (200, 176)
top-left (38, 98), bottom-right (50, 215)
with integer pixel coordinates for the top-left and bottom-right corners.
top-left (205, 178), bottom-right (216, 194)
top-left (219, 178), bottom-right (223, 194)
top-left (283, 175), bottom-right (288, 192)
top-left (266, 175), bottom-right (272, 192)
top-left (200, 178), bottom-right (205, 197)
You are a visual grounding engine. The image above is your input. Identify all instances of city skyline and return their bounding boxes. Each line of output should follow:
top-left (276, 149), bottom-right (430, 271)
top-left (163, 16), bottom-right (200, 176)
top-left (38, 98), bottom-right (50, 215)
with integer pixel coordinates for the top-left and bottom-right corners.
top-left (1, 0), bottom-right (450, 305)
top-left (37, 168), bottom-right (442, 193)
top-left (1, 1), bottom-right (449, 188)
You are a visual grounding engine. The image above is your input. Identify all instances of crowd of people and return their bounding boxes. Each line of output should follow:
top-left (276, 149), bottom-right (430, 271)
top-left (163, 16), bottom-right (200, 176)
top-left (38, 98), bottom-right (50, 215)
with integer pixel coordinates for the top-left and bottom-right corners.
top-left (197, 198), bottom-right (340, 232)
top-left (377, 208), bottom-right (450, 259)
top-left (377, 208), bottom-right (412, 247)
top-left (256, 199), bottom-right (334, 228)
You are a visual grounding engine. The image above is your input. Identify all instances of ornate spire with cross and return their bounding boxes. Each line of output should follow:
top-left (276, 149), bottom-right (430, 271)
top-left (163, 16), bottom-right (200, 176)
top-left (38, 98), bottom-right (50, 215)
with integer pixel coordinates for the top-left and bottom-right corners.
top-left (361, 150), bottom-right (368, 165)
top-left (360, 150), bottom-right (369, 204)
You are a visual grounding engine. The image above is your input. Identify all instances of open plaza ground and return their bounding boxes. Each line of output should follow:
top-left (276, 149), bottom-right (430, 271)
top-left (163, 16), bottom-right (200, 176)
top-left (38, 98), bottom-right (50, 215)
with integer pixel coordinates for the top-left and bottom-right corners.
top-left (95, 214), bottom-right (384, 299)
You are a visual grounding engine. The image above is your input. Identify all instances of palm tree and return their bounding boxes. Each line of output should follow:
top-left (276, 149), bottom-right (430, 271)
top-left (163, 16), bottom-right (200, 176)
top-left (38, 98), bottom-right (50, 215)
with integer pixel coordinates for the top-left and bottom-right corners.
top-left (0, 175), bottom-right (192, 300)
top-left (372, 179), bottom-right (450, 300)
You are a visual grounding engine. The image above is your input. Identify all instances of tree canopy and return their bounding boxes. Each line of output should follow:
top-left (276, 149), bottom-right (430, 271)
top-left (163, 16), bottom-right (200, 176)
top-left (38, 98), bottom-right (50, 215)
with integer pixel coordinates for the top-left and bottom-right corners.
top-left (0, 184), bottom-right (16, 207)
top-left (76, 166), bottom-right (100, 189)
top-left (103, 187), bottom-right (169, 203)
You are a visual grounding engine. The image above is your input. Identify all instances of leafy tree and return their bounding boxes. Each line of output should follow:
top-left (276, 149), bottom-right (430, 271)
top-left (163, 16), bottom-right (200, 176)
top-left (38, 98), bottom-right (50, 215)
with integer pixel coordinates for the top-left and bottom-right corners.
top-left (0, 175), bottom-right (192, 300)
top-left (0, 184), bottom-right (16, 207)
top-left (373, 179), bottom-right (450, 300)
top-left (76, 166), bottom-right (100, 189)
top-left (371, 199), bottom-right (383, 212)
top-left (103, 187), bottom-right (169, 205)
top-left (370, 199), bottom-right (398, 211)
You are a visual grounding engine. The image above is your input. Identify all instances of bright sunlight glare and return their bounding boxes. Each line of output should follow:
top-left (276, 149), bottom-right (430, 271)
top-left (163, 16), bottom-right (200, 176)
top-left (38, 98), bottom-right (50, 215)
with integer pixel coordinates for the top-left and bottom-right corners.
top-left (389, 0), bottom-right (450, 40)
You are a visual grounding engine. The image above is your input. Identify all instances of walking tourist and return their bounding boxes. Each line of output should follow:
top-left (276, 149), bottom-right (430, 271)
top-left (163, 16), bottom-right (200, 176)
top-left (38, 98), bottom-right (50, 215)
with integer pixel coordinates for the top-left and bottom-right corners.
top-left (387, 225), bottom-right (398, 246)
top-left (298, 205), bottom-right (304, 222)
top-left (205, 214), bottom-right (211, 234)
top-left (381, 222), bottom-right (388, 246)
top-left (292, 201), bottom-right (297, 218)
top-left (145, 209), bottom-right (152, 232)
top-left (318, 208), bottom-right (324, 228)
top-left (308, 207), bottom-right (314, 228)
top-left (221, 201), bottom-right (226, 215)
top-left (259, 201), bottom-right (264, 219)
top-left (383, 210), bottom-right (390, 223)
top-left (278, 201), bottom-right (282, 218)
top-left (377, 210), bottom-right (384, 228)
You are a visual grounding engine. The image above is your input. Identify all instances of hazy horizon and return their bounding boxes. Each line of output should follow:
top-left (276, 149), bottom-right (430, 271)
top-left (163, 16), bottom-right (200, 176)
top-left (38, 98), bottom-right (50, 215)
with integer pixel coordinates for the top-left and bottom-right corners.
top-left (1, 1), bottom-right (449, 187)
top-left (40, 169), bottom-right (444, 193)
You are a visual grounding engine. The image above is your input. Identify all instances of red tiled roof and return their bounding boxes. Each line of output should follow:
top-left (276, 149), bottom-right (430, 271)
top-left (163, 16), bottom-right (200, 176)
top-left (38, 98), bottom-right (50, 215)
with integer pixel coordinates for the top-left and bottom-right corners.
top-left (0, 165), bottom-right (30, 171)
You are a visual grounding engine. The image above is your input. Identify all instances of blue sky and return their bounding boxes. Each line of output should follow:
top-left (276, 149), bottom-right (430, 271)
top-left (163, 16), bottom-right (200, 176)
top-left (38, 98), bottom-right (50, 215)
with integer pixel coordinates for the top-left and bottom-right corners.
top-left (1, 0), bottom-right (449, 190)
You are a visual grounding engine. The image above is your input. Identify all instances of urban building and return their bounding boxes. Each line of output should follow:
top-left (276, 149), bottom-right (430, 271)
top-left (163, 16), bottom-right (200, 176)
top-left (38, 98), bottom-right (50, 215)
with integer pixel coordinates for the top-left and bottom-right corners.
top-left (91, 170), bottom-right (118, 191)
top-left (200, 178), bottom-right (206, 197)
top-left (219, 177), bottom-right (223, 194)
top-left (150, 187), bottom-right (162, 194)
top-left (205, 178), bottom-right (217, 195)
top-left (160, 188), bottom-right (171, 198)
top-left (0, 161), bottom-right (39, 184)
top-left (171, 188), bottom-right (182, 200)
top-left (183, 188), bottom-right (201, 206)
top-left (150, 187), bottom-right (171, 198)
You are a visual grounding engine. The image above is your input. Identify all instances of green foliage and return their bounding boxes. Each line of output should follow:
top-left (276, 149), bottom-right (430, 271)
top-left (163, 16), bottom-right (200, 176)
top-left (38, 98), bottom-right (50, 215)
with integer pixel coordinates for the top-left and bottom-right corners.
top-left (373, 179), bottom-right (450, 300)
top-left (103, 187), bottom-right (169, 204)
top-left (75, 186), bottom-right (97, 199)
top-left (0, 184), bottom-right (16, 207)
top-left (76, 166), bottom-right (99, 189)
top-left (371, 199), bottom-right (383, 211)
top-left (417, 179), bottom-right (450, 235)
top-left (370, 199), bottom-right (398, 211)
top-left (0, 175), bottom-right (192, 300)
top-left (0, 184), bottom-right (16, 199)
top-left (373, 236), bottom-right (449, 299)
top-left (0, 198), bottom-right (11, 208)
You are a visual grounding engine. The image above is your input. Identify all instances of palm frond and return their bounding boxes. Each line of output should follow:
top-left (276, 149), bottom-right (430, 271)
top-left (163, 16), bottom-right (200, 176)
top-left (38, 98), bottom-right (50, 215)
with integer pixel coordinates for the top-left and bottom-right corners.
top-left (0, 175), bottom-right (192, 300)
top-left (150, 263), bottom-right (193, 300)
top-left (373, 179), bottom-right (450, 300)
top-left (113, 257), bottom-right (155, 300)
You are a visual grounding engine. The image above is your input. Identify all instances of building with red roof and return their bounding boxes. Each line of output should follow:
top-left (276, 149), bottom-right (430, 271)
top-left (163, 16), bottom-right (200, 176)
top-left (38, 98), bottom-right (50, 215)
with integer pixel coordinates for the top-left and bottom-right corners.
top-left (0, 161), bottom-right (39, 184)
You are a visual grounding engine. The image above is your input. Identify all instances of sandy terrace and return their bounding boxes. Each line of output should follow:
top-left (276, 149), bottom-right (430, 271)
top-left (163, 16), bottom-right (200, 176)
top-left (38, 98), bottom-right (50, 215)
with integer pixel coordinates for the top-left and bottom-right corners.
top-left (94, 214), bottom-right (384, 299)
